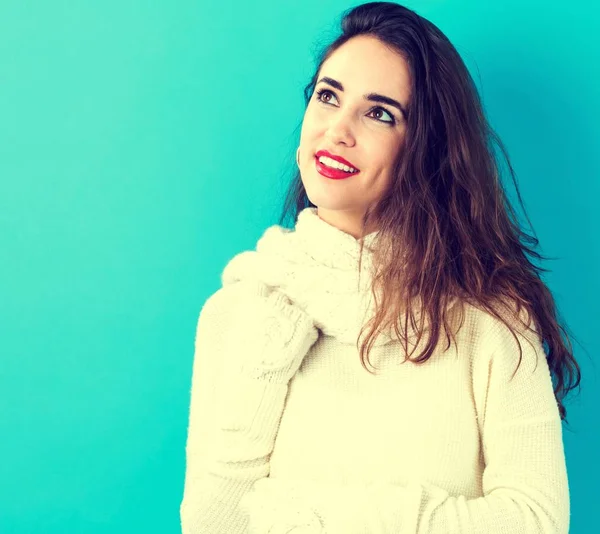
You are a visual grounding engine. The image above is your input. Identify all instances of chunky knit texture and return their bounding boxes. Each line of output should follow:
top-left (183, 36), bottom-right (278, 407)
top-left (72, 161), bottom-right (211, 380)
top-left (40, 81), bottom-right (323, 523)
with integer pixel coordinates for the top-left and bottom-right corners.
top-left (180, 207), bottom-right (570, 533)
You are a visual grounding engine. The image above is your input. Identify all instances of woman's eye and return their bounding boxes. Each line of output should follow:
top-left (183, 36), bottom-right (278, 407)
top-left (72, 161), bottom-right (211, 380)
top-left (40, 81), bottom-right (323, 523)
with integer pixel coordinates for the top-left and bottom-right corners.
top-left (315, 88), bottom-right (395, 125)
top-left (316, 89), bottom-right (337, 104)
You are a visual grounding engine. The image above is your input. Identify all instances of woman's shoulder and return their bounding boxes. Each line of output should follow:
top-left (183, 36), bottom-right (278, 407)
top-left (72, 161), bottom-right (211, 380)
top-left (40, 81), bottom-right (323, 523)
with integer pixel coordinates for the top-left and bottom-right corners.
top-left (456, 298), bottom-right (545, 378)
top-left (197, 280), bottom-right (283, 334)
top-left (455, 296), bottom-right (538, 336)
top-left (198, 283), bottom-right (248, 323)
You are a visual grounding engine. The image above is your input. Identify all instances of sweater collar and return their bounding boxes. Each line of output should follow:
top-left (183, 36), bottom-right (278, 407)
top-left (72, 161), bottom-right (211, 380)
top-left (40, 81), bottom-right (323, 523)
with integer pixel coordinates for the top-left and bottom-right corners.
top-left (221, 207), bottom-right (402, 346)
top-left (292, 207), bottom-right (379, 269)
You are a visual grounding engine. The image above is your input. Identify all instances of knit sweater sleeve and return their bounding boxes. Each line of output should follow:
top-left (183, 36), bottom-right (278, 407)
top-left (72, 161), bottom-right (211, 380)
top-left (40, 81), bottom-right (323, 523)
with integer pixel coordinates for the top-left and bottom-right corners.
top-left (238, 310), bottom-right (570, 534)
top-left (179, 286), bottom-right (314, 534)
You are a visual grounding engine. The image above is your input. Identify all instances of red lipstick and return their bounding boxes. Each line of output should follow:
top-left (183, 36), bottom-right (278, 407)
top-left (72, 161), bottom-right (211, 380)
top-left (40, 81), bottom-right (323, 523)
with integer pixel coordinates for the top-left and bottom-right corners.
top-left (314, 150), bottom-right (360, 180)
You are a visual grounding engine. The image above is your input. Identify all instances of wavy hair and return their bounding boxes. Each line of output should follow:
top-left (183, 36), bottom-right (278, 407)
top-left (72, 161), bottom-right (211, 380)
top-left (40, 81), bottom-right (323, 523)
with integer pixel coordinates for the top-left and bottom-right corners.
top-left (278, 2), bottom-right (582, 425)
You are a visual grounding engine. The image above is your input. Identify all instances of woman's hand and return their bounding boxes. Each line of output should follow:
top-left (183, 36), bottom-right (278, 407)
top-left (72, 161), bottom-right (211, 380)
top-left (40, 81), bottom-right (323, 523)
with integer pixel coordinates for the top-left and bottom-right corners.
top-left (223, 280), bottom-right (320, 384)
top-left (239, 477), bottom-right (324, 534)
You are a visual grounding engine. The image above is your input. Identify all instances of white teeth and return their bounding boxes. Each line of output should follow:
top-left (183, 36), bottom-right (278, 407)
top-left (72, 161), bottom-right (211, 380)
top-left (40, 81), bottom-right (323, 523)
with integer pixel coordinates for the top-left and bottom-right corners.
top-left (318, 156), bottom-right (358, 173)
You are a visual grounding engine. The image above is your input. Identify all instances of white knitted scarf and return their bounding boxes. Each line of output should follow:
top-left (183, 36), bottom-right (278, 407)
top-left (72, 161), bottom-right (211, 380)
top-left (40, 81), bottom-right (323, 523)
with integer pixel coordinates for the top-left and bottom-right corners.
top-left (221, 207), bottom-right (418, 347)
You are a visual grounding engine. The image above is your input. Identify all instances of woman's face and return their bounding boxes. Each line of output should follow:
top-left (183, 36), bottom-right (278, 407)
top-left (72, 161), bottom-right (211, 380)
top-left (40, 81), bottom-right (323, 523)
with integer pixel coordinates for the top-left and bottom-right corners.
top-left (298, 35), bottom-right (411, 239)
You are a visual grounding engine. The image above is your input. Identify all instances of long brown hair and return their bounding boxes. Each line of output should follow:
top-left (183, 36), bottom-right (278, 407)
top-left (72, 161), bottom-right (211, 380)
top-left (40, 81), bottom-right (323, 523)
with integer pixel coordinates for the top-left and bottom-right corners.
top-left (277, 2), bottom-right (582, 425)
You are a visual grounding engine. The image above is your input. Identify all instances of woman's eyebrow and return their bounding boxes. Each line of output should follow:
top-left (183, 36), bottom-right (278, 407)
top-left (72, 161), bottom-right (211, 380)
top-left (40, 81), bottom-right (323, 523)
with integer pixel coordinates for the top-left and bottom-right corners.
top-left (316, 76), bottom-right (408, 119)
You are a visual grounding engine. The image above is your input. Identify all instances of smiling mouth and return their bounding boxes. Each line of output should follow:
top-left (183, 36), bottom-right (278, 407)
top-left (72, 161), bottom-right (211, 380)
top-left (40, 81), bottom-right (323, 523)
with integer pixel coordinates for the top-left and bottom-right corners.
top-left (314, 155), bottom-right (360, 179)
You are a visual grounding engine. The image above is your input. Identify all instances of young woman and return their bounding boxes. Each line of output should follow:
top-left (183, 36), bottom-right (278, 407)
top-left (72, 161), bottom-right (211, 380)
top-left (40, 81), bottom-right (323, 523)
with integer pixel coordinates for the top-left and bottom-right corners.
top-left (180, 2), bottom-right (581, 533)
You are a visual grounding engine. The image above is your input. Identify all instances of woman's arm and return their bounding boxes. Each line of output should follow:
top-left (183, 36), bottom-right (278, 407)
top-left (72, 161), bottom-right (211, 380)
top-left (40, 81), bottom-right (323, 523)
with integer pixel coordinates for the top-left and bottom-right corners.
top-left (239, 312), bottom-right (570, 534)
top-left (179, 282), bottom-right (320, 534)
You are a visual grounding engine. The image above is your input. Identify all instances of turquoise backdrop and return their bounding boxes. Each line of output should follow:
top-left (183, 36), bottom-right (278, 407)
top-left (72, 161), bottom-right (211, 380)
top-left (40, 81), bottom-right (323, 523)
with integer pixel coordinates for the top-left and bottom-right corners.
top-left (1, 1), bottom-right (597, 532)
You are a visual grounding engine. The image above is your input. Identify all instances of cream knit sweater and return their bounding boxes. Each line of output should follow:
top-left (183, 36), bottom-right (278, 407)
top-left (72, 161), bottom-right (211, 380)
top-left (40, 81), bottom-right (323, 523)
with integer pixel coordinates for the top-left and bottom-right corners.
top-left (179, 207), bottom-right (570, 533)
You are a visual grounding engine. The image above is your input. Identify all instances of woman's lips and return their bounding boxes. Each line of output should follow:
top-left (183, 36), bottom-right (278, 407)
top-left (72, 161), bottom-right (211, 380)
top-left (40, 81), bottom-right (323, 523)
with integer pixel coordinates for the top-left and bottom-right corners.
top-left (314, 156), bottom-right (361, 180)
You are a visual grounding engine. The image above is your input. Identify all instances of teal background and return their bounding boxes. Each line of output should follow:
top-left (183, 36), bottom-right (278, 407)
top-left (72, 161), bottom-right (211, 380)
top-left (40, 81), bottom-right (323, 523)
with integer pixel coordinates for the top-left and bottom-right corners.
top-left (1, 1), bottom-right (597, 532)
